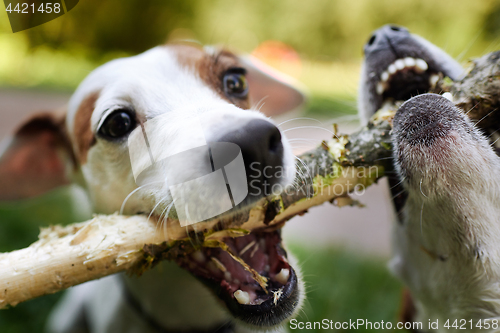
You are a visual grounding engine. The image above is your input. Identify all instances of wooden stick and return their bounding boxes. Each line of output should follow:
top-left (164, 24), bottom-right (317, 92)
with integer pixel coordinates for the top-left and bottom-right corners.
top-left (0, 110), bottom-right (393, 309)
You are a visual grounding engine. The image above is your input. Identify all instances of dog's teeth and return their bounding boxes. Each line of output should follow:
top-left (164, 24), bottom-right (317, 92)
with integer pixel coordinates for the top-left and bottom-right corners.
top-left (429, 74), bottom-right (440, 87)
top-left (415, 59), bottom-right (428, 71)
top-left (381, 71), bottom-right (389, 82)
top-left (376, 82), bottom-right (385, 95)
top-left (442, 92), bottom-right (453, 102)
top-left (234, 290), bottom-right (250, 304)
top-left (275, 268), bottom-right (290, 285)
top-left (224, 271), bottom-right (232, 282)
top-left (388, 64), bottom-right (397, 74)
top-left (395, 59), bottom-right (405, 70)
top-left (404, 57), bottom-right (416, 67)
top-left (192, 250), bottom-right (205, 263)
top-left (264, 264), bottom-right (270, 273)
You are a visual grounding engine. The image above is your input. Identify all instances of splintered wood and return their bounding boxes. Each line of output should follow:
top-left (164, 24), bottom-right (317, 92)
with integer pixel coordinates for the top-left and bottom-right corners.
top-left (0, 109), bottom-right (393, 309)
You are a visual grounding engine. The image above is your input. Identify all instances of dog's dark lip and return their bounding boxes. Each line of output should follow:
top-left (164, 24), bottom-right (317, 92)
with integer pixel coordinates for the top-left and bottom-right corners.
top-left (220, 266), bottom-right (299, 327)
top-left (174, 229), bottom-right (300, 327)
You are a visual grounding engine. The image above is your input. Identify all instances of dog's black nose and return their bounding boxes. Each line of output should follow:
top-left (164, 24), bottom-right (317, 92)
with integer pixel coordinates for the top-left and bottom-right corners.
top-left (364, 24), bottom-right (410, 56)
top-left (217, 119), bottom-right (285, 199)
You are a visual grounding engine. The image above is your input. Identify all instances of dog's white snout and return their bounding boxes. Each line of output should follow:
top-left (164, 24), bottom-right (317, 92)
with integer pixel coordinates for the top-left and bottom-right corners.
top-left (127, 112), bottom-right (252, 225)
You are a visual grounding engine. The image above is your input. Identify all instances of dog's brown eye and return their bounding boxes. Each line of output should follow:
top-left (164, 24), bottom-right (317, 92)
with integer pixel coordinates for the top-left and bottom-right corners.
top-left (223, 69), bottom-right (248, 98)
top-left (99, 110), bottom-right (135, 139)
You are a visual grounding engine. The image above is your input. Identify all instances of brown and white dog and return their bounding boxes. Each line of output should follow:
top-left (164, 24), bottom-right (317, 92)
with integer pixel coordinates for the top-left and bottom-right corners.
top-left (0, 43), bottom-right (306, 333)
top-left (360, 25), bottom-right (500, 332)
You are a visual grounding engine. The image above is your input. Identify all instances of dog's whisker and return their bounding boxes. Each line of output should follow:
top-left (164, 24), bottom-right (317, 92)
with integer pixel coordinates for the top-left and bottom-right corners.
top-left (294, 155), bottom-right (314, 197)
top-left (296, 157), bottom-right (313, 184)
top-left (465, 102), bottom-right (481, 115)
top-left (291, 173), bottom-right (308, 192)
top-left (487, 128), bottom-right (500, 139)
top-left (277, 117), bottom-right (322, 128)
top-left (291, 172), bottom-right (309, 191)
top-left (120, 181), bottom-right (164, 215)
top-left (290, 145), bottom-right (314, 151)
top-left (389, 178), bottom-right (405, 190)
top-left (374, 156), bottom-right (395, 161)
top-left (455, 28), bottom-right (483, 63)
top-left (323, 114), bottom-right (360, 126)
top-left (160, 202), bottom-right (175, 240)
top-left (288, 138), bottom-right (320, 144)
top-left (181, 204), bottom-right (198, 249)
top-left (283, 125), bottom-right (337, 138)
top-left (150, 197), bottom-right (171, 235)
top-left (474, 108), bottom-right (498, 127)
top-left (251, 96), bottom-right (269, 112)
top-left (294, 159), bottom-right (311, 184)
top-left (288, 139), bottom-right (320, 152)
top-left (419, 178), bottom-right (428, 198)
top-left (490, 136), bottom-right (500, 147)
top-left (471, 105), bottom-right (497, 126)
top-left (148, 197), bottom-right (166, 222)
top-left (390, 189), bottom-right (406, 201)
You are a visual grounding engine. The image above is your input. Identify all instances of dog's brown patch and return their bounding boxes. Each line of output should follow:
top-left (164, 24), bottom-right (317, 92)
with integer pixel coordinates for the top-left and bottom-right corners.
top-left (168, 44), bottom-right (250, 110)
top-left (399, 288), bottom-right (419, 332)
top-left (74, 92), bottom-right (99, 164)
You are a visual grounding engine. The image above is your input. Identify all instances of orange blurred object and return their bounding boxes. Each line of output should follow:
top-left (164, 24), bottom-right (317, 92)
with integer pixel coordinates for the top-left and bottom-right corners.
top-left (251, 41), bottom-right (302, 78)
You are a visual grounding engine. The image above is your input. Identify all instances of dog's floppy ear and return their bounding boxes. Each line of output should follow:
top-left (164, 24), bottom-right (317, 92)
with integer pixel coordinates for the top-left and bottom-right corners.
top-left (240, 55), bottom-right (306, 116)
top-left (0, 111), bottom-right (75, 201)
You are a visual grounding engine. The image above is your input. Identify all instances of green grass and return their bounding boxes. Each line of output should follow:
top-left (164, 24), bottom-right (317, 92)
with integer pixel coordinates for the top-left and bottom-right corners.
top-left (304, 94), bottom-right (357, 119)
top-left (0, 187), bottom-right (89, 333)
top-left (0, 186), bottom-right (90, 253)
top-left (289, 244), bottom-right (402, 332)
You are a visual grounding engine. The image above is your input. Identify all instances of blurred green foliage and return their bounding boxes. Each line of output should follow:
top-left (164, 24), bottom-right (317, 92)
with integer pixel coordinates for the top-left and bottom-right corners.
top-left (0, 186), bottom-right (89, 252)
top-left (1, 0), bottom-right (500, 95)
top-left (290, 245), bottom-right (402, 332)
top-left (0, 186), bottom-right (90, 332)
top-left (1, 0), bottom-right (498, 61)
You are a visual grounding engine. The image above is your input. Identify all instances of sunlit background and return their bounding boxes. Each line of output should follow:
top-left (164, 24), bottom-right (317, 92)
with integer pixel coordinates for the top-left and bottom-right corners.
top-left (1, 0), bottom-right (500, 332)
top-left (1, 0), bottom-right (499, 99)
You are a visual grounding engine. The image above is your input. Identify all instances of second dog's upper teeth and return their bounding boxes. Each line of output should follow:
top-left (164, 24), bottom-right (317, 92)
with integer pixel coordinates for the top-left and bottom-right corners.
top-left (376, 57), bottom-right (429, 95)
top-left (380, 57), bottom-right (428, 83)
top-left (394, 59), bottom-right (405, 70)
top-left (415, 58), bottom-right (428, 71)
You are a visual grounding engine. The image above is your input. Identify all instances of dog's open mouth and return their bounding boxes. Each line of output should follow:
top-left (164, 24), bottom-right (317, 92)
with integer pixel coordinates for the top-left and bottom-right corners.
top-left (175, 229), bottom-right (299, 327)
top-left (376, 57), bottom-right (442, 107)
